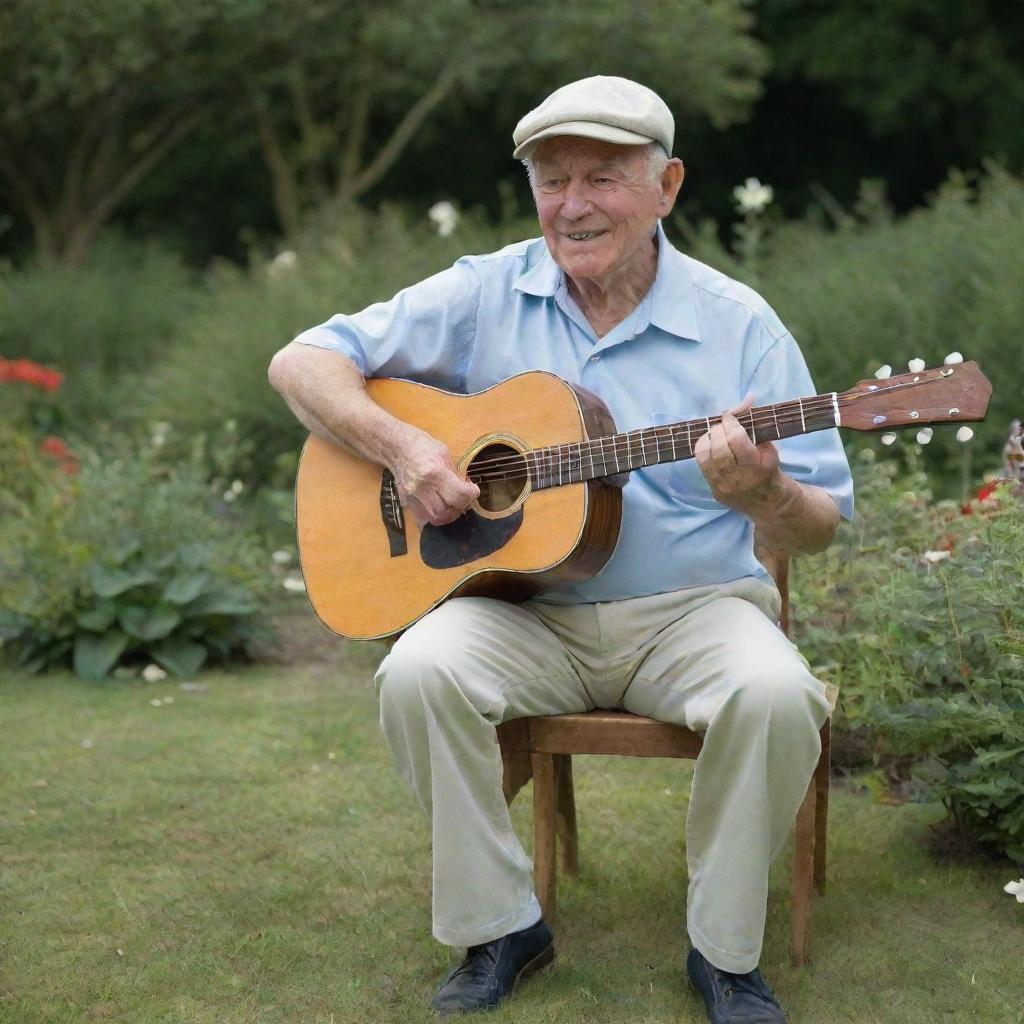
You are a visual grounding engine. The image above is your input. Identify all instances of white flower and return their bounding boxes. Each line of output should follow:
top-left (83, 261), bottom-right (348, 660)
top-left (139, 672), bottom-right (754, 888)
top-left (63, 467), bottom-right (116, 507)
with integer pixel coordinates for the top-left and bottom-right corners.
top-left (880, 432), bottom-right (898, 446)
top-left (142, 664), bottom-right (167, 683)
top-left (956, 426), bottom-right (974, 443)
top-left (150, 698), bottom-right (164, 707)
top-left (733, 177), bottom-right (774, 214)
top-left (908, 358), bottom-right (926, 373)
top-left (283, 574), bottom-right (306, 593)
top-left (81, 738), bottom-right (93, 749)
top-left (943, 351), bottom-right (964, 365)
top-left (230, 479), bottom-right (244, 494)
top-left (269, 250), bottom-right (298, 278)
top-left (428, 201), bottom-right (460, 237)
top-left (150, 421), bottom-right (171, 448)
top-left (271, 549), bottom-right (293, 565)
top-left (1004, 879), bottom-right (1024, 902)
top-left (922, 550), bottom-right (951, 563)
top-left (223, 490), bottom-right (237, 503)
top-left (162, 695), bottom-right (174, 705)
top-left (916, 428), bottom-right (933, 445)
top-left (874, 364), bottom-right (892, 379)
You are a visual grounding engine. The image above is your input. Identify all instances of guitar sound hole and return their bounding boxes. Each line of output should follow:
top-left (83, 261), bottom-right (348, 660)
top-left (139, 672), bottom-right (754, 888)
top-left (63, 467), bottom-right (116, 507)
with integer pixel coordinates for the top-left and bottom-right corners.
top-left (468, 443), bottom-right (529, 514)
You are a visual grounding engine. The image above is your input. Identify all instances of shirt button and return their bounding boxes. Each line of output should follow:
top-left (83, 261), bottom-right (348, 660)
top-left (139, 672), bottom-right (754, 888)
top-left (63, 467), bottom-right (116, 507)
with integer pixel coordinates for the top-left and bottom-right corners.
top-left (590, 354), bottom-right (602, 362)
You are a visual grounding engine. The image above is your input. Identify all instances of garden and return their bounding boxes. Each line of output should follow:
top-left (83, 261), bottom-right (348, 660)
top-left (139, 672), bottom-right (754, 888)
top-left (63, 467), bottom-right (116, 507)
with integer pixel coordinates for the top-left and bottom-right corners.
top-left (2, 2), bottom-right (1024, 1020)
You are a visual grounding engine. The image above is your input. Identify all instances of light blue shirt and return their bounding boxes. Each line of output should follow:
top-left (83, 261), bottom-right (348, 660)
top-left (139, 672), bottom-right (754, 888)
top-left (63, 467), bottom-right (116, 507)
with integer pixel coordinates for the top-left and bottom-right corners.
top-left (294, 222), bottom-right (854, 604)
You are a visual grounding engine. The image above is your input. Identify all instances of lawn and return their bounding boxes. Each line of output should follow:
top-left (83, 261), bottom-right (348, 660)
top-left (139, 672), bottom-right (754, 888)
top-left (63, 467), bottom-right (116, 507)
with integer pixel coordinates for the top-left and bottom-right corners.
top-left (2, 643), bottom-right (1022, 1024)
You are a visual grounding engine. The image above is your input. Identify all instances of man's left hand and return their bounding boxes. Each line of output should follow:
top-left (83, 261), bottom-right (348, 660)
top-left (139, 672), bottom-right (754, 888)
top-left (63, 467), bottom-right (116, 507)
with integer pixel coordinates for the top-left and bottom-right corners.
top-left (694, 393), bottom-right (782, 512)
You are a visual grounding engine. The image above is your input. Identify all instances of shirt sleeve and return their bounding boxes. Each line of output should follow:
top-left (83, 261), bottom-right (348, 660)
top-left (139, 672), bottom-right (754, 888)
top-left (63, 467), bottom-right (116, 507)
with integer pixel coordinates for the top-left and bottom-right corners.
top-left (290, 256), bottom-right (481, 392)
top-left (745, 330), bottom-right (855, 520)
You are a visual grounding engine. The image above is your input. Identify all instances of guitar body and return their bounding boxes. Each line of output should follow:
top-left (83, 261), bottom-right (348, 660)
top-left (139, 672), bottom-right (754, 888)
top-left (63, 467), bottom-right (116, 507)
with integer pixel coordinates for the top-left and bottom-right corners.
top-left (296, 371), bottom-right (623, 640)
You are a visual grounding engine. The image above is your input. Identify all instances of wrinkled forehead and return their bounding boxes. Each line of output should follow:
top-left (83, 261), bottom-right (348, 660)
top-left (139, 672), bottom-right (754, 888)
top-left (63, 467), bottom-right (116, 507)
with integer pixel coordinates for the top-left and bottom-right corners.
top-left (531, 136), bottom-right (649, 175)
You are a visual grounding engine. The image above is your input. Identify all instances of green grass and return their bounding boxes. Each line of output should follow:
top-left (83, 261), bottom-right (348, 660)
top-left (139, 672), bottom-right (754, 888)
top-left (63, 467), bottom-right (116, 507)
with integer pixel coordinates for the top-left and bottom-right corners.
top-left (2, 658), bottom-right (1022, 1024)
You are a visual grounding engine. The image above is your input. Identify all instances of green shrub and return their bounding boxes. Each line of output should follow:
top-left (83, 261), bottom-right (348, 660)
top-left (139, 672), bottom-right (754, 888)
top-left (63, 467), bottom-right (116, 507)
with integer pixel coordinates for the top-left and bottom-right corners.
top-left (142, 205), bottom-right (539, 484)
top-left (677, 164), bottom-right (1024, 496)
top-left (0, 435), bottom-right (271, 680)
top-left (0, 235), bottom-right (201, 434)
top-left (794, 449), bottom-right (1024, 862)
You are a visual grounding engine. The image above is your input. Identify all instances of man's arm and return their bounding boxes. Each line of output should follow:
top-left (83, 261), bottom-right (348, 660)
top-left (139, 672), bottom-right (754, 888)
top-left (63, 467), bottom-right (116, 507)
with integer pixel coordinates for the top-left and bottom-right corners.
top-left (268, 342), bottom-right (479, 526)
top-left (694, 393), bottom-right (841, 555)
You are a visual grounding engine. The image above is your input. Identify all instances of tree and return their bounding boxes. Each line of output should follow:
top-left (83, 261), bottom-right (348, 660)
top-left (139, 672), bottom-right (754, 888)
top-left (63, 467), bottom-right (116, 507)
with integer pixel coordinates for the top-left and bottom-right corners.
top-left (235, 0), bottom-right (769, 240)
top-left (0, 0), bottom-right (246, 266)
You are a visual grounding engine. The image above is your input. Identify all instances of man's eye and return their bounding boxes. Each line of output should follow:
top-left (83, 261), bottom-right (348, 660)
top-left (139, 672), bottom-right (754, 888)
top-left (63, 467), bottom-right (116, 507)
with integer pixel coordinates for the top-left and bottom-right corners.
top-left (540, 179), bottom-right (564, 193)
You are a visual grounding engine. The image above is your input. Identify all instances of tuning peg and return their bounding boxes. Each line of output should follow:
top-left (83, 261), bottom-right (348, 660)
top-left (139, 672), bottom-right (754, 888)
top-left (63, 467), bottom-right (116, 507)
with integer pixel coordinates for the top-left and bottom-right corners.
top-left (908, 357), bottom-right (925, 372)
top-left (880, 433), bottom-right (897, 446)
top-left (944, 351), bottom-right (964, 365)
top-left (916, 428), bottom-right (933, 444)
top-left (956, 426), bottom-right (974, 442)
top-left (874, 364), bottom-right (892, 379)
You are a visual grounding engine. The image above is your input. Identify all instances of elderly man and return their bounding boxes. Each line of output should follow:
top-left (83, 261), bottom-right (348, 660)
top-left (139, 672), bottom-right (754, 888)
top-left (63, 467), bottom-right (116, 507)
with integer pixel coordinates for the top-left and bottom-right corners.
top-left (268, 76), bottom-right (852, 1023)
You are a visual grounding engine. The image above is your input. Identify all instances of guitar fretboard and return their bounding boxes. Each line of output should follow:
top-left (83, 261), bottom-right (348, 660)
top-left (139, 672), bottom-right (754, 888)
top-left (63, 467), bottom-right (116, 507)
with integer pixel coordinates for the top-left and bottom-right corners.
top-left (524, 394), bottom-right (839, 490)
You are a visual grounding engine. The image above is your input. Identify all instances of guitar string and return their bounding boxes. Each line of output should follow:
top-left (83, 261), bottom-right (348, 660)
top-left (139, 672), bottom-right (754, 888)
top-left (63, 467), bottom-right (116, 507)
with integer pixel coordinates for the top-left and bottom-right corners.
top-left (463, 400), bottom-right (840, 484)
top-left (465, 403), bottom-right (840, 484)
top-left (463, 398), bottom-right (839, 477)
top-left (461, 368), bottom-right (958, 479)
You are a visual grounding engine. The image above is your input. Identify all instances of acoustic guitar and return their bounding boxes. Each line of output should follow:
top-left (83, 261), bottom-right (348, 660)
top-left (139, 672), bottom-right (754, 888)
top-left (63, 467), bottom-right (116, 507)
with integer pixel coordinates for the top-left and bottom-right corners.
top-left (295, 361), bottom-right (991, 640)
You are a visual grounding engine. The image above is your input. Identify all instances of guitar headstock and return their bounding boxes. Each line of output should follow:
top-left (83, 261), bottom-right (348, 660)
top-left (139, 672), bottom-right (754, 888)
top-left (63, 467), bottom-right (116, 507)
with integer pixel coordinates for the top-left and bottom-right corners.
top-left (838, 361), bottom-right (992, 432)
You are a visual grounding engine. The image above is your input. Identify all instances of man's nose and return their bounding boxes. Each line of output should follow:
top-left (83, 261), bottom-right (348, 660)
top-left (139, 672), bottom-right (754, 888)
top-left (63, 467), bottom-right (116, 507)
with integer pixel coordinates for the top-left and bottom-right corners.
top-left (560, 180), bottom-right (592, 220)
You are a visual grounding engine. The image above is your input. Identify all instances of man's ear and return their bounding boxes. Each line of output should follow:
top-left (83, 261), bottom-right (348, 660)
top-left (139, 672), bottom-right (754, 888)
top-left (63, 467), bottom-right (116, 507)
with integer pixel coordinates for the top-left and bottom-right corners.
top-left (659, 158), bottom-right (685, 213)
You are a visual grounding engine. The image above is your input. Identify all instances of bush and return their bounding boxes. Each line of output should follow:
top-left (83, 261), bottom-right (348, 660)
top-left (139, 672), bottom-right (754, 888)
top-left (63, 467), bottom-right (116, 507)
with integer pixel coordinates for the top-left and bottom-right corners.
top-left (0, 434), bottom-right (271, 680)
top-left (677, 164), bottom-right (1024, 496)
top-left (793, 447), bottom-right (1024, 862)
top-left (0, 235), bottom-right (201, 434)
top-left (142, 204), bottom-right (539, 485)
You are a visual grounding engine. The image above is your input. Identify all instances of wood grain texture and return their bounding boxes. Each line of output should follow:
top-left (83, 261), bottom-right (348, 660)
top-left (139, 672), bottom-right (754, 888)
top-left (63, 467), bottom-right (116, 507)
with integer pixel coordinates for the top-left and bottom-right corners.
top-left (790, 779), bottom-right (817, 967)
top-left (296, 372), bottom-right (614, 639)
top-left (531, 752), bottom-right (557, 920)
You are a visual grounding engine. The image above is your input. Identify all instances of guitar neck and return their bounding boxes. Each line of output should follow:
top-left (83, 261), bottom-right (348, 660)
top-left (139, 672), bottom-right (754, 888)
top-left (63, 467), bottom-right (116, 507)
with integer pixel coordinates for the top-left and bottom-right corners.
top-left (527, 393), bottom-right (839, 490)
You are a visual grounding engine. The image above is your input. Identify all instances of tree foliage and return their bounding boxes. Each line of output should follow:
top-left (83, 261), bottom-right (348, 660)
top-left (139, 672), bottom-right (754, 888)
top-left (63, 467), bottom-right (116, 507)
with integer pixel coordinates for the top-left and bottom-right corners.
top-left (0, 0), bottom-right (768, 261)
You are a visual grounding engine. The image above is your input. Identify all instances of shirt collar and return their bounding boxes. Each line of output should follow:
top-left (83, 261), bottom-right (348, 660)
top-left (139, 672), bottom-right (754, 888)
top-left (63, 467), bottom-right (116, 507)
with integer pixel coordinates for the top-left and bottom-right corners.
top-left (513, 221), bottom-right (702, 342)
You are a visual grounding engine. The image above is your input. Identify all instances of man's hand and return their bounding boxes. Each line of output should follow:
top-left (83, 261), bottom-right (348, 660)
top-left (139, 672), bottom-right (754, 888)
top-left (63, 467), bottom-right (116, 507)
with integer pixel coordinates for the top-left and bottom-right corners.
top-left (391, 427), bottom-right (480, 527)
top-left (694, 393), bottom-right (782, 512)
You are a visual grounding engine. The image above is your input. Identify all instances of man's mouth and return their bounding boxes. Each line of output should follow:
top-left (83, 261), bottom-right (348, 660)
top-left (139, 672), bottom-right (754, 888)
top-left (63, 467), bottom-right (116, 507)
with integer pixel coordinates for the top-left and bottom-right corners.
top-left (565, 230), bottom-right (606, 241)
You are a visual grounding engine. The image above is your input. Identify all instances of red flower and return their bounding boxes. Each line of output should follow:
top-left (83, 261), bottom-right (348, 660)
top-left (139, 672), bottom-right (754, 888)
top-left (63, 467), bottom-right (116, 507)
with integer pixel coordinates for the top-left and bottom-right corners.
top-left (0, 357), bottom-right (63, 391)
top-left (39, 435), bottom-right (72, 459)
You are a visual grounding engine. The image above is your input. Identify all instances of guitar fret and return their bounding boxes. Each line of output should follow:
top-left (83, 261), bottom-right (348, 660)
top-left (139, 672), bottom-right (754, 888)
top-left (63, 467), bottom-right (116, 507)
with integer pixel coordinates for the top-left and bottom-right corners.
top-left (798, 397), bottom-right (806, 433)
top-left (772, 403), bottom-right (781, 440)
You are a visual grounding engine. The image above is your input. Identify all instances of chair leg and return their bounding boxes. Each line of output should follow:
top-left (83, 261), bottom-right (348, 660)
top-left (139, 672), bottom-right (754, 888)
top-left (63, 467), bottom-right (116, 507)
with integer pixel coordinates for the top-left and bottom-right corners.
top-left (554, 754), bottom-right (578, 877)
top-left (531, 752), bottom-right (558, 920)
top-left (814, 723), bottom-right (830, 896)
top-left (790, 778), bottom-right (816, 967)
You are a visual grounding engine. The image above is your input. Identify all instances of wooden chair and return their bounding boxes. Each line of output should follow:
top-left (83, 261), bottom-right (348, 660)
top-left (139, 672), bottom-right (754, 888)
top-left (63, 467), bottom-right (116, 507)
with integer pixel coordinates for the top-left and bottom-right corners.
top-left (495, 554), bottom-right (832, 966)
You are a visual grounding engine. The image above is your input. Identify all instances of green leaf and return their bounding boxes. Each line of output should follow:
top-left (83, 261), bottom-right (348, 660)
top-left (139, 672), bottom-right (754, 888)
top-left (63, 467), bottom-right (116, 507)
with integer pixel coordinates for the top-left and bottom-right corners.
top-left (88, 564), bottom-right (157, 598)
top-left (119, 604), bottom-right (182, 641)
top-left (76, 604), bottom-right (118, 631)
top-left (73, 630), bottom-right (129, 680)
top-left (0, 609), bottom-right (30, 640)
top-left (184, 589), bottom-right (258, 617)
top-left (163, 572), bottom-right (211, 605)
top-left (176, 542), bottom-right (212, 570)
top-left (151, 637), bottom-right (207, 677)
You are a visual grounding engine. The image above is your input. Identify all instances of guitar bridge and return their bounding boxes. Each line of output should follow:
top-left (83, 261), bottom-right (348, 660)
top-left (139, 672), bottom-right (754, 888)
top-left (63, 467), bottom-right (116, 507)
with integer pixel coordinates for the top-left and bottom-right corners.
top-left (379, 469), bottom-right (407, 557)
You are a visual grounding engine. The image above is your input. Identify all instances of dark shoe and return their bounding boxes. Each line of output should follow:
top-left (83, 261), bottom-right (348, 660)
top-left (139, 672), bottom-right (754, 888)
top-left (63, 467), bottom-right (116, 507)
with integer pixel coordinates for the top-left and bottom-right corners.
top-left (430, 917), bottom-right (555, 1016)
top-left (687, 947), bottom-right (787, 1023)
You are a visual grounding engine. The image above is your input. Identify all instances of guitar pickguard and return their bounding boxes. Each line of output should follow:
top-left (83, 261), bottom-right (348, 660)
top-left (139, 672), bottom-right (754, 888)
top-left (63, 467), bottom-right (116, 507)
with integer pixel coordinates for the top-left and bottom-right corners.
top-left (420, 508), bottom-right (523, 569)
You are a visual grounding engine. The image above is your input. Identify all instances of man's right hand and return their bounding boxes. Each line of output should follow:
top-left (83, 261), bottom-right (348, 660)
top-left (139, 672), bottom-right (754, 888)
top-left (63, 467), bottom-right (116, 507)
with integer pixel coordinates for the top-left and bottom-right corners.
top-left (391, 428), bottom-right (481, 527)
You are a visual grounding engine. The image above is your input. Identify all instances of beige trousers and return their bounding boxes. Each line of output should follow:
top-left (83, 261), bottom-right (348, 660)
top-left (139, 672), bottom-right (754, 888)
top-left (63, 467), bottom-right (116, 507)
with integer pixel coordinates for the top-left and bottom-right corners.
top-left (374, 576), bottom-right (831, 974)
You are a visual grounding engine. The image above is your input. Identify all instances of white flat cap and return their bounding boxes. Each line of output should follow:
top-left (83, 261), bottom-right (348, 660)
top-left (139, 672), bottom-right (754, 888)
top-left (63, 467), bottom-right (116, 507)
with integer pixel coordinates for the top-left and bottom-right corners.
top-left (513, 76), bottom-right (674, 160)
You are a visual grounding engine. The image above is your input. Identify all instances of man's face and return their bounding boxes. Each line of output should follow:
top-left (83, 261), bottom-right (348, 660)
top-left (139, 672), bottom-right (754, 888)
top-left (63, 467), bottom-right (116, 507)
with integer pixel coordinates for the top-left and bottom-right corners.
top-left (530, 136), bottom-right (683, 287)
